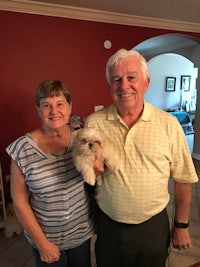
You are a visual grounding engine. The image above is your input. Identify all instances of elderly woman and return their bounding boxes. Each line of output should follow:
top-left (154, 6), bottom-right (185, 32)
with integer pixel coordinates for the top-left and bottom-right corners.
top-left (6, 80), bottom-right (94, 267)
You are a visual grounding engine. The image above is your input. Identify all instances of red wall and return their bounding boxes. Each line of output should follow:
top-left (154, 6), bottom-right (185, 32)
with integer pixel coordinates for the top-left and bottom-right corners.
top-left (1, 10), bottom-right (200, 181)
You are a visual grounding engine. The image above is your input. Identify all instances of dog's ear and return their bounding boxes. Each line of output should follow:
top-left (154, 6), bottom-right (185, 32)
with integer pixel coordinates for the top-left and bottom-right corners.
top-left (71, 128), bottom-right (82, 142)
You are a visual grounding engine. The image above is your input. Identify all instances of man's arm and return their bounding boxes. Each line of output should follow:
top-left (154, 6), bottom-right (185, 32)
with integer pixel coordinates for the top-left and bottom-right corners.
top-left (172, 181), bottom-right (192, 249)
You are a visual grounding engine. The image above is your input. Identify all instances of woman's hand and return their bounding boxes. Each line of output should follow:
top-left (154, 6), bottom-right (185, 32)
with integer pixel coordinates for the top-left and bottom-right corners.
top-left (38, 239), bottom-right (61, 264)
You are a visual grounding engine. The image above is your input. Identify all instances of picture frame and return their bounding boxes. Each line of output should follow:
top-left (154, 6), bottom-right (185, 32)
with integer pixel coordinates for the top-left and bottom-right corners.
top-left (165, 77), bottom-right (176, 92)
top-left (181, 75), bottom-right (191, 91)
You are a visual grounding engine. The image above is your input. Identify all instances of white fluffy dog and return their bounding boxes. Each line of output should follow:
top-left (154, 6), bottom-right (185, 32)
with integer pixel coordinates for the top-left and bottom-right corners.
top-left (72, 128), bottom-right (118, 185)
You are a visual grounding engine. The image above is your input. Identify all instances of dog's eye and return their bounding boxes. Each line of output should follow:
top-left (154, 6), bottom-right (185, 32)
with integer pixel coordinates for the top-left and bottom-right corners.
top-left (95, 141), bottom-right (100, 145)
top-left (80, 138), bottom-right (88, 144)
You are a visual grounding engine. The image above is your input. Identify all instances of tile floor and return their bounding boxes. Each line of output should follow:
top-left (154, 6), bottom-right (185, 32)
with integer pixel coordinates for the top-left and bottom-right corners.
top-left (0, 134), bottom-right (200, 267)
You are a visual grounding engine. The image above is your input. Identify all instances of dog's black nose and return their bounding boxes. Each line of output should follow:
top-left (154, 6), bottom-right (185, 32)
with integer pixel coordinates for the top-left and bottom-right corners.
top-left (89, 143), bottom-right (93, 149)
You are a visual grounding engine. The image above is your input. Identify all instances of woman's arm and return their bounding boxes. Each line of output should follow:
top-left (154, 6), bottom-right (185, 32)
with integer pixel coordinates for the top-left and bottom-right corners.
top-left (10, 159), bottom-right (60, 263)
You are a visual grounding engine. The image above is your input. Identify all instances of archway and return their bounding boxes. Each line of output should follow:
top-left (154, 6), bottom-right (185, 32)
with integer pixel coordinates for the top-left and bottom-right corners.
top-left (133, 33), bottom-right (200, 158)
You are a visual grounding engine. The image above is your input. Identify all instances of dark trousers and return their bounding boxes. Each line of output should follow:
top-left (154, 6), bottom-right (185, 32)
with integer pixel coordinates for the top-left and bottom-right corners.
top-left (95, 206), bottom-right (170, 267)
top-left (32, 239), bottom-right (91, 267)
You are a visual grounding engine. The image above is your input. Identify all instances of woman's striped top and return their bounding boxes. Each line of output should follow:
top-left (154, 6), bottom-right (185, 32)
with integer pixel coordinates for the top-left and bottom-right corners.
top-left (6, 133), bottom-right (94, 250)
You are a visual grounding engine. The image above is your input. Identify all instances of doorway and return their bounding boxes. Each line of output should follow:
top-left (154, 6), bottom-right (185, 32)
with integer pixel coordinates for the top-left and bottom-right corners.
top-left (133, 33), bottom-right (200, 154)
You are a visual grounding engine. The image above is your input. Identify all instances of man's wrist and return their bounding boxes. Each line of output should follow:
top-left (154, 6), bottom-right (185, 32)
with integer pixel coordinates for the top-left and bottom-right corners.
top-left (174, 219), bottom-right (189, 228)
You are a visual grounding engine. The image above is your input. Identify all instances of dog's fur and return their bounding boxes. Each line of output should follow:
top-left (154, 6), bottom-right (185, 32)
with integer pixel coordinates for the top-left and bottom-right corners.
top-left (72, 128), bottom-right (118, 185)
top-left (4, 202), bottom-right (23, 238)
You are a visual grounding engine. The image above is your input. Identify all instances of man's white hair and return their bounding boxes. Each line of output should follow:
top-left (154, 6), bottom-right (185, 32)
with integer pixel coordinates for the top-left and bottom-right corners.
top-left (106, 48), bottom-right (149, 85)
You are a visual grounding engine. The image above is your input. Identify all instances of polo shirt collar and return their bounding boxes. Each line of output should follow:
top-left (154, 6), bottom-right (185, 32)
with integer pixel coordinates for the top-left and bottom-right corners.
top-left (142, 102), bottom-right (155, 122)
top-left (107, 102), bottom-right (155, 122)
top-left (107, 104), bottom-right (119, 121)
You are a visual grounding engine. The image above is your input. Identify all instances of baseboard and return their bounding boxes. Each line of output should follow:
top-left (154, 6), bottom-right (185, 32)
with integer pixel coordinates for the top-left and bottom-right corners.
top-left (192, 153), bottom-right (200, 161)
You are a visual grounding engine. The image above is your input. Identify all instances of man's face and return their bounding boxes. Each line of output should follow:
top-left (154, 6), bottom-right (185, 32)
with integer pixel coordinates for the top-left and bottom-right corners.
top-left (109, 56), bottom-right (150, 114)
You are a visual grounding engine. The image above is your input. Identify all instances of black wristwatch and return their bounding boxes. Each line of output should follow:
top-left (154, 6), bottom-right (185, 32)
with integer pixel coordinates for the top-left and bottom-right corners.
top-left (174, 219), bottom-right (189, 228)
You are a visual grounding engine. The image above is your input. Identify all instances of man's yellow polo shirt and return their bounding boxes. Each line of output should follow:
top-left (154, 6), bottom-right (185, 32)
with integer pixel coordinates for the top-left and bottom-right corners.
top-left (85, 102), bottom-right (198, 224)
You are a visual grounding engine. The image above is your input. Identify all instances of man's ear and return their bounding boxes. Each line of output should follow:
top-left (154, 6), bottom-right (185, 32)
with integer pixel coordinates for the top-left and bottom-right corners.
top-left (144, 77), bottom-right (150, 93)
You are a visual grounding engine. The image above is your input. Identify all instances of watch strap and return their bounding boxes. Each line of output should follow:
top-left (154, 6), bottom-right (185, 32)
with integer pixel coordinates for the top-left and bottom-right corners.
top-left (174, 219), bottom-right (189, 228)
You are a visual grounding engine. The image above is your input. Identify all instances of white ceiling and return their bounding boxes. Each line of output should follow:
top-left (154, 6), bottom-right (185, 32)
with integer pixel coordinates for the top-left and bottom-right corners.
top-left (36, 0), bottom-right (199, 54)
top-left (1, 0), bottom-right (200, 54)
top-left (32, 0), bottom-right (200, 24)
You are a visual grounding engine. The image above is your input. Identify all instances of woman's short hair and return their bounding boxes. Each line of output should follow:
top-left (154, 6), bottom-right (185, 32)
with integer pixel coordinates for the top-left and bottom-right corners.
top-left (106, 48), bottom-right (149, 85)
top-left (35, 80), bottom-right (71, 107)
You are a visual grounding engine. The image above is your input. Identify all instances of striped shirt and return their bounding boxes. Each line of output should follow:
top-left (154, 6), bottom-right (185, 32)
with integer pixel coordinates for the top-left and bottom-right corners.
top-left (6, 134), bottom-right (94, 250)
top-left (85, 102), bottom-right (198, 224)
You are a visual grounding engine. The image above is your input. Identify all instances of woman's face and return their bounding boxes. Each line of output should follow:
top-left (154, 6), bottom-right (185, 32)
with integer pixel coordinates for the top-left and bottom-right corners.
top-left (37, 93), bottom-right (72, 130)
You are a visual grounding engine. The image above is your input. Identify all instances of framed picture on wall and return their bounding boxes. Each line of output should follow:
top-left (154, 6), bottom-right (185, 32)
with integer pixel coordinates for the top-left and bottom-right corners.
top-left (165, 77), bottom-right (176, 92)
top-left (181, 75), bottom-right (191, 91)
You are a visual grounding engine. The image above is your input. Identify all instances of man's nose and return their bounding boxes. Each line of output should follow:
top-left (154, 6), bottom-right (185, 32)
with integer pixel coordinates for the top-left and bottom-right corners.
top-left (121, 77), bottom-right (129, 89)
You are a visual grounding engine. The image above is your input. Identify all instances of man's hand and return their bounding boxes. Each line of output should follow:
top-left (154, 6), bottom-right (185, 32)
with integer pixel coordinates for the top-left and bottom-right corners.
top-left (172, 227), bottom-right (192, 249)
top-left (93, 155), bottom-right (105, 176)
